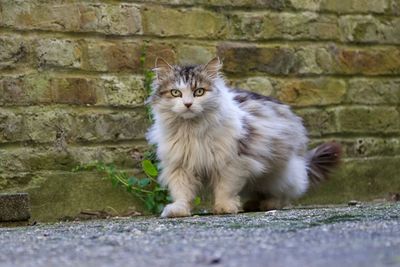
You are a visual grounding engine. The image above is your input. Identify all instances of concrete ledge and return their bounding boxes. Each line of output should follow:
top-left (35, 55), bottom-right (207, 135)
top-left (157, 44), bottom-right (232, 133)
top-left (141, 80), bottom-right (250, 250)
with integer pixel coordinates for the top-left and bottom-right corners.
top-left (0, 193), bottom-right (31, 222)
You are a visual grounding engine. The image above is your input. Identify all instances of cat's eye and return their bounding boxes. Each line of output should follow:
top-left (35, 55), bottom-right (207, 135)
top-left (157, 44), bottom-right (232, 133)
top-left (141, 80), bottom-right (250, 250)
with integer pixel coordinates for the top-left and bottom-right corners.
top-left (194, 88), bottom-right (205, 97)
top-left (170, 89), bottom-right (182, 97)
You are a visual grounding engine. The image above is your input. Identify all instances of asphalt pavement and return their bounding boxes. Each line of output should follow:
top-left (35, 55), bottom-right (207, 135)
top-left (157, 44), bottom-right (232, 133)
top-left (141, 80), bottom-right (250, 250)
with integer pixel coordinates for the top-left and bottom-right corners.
top-left (1, 203), bottom-right (399, 267)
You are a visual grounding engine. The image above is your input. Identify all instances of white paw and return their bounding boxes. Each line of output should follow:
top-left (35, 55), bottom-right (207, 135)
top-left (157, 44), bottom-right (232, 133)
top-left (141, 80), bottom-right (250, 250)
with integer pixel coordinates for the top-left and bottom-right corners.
top-left (161, 202), bottom-right (191, 218)
top-left (213, 199), bottom-right (240, 215)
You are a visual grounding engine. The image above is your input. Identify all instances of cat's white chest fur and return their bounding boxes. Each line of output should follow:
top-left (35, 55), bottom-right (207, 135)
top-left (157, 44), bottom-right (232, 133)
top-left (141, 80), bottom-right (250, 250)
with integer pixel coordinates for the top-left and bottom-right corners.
top-left (149, 113), bottom-right (242, 179)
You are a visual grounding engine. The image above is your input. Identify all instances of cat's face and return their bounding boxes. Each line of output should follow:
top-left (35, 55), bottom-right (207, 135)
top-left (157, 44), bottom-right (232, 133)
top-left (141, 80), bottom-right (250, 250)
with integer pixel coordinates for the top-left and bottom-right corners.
top-left (150, 58), bottom-right (222, 119)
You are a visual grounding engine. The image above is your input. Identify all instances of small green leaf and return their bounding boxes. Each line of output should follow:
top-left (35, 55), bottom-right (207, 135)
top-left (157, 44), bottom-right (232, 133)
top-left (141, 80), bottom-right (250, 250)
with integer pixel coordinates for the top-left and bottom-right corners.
top-left (142, 160), bottom-right (158, 177)
top-left (145, 196), bottom-right (156, 211)
top-left (157, 203), bottom-right (165, 213)
top-left (71, 166), bottom-right (80, 172)
top-left (128, 177), bottom-right (138, 186)
top-left (166, 195), bottom-right (173, 202)
top-left (138, 178), bottom-right (151, 187)
top-left (111, 178), bottom-right (119, 187)
top-left (154, 192), bottom-right (165, 202)
top-left (143, 149), bottom-right (157, 162)
top-left (194, 196), bottom-right (201, 206)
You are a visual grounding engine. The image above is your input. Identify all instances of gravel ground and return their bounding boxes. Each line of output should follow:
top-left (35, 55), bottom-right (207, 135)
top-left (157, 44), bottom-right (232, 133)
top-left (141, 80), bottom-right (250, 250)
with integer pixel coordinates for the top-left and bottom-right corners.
top-left (1, 203), bottom-right (399, 267)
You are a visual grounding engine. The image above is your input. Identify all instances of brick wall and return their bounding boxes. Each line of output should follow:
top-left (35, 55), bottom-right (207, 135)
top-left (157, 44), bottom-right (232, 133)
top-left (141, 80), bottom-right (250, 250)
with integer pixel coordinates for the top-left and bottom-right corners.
top-left (1, 0), bottom-right (400, 220)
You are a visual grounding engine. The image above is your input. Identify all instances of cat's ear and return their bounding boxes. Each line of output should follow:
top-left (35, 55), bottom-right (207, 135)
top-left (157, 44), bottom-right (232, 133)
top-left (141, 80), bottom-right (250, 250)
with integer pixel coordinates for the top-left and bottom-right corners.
top-left (153, 57), bottom-right (173, 80)
top-left (203, 57), bottom-right (222, 79)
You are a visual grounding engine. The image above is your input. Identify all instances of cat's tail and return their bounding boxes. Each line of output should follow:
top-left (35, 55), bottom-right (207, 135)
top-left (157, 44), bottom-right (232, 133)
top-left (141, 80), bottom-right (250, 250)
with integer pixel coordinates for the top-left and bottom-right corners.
top-left (306, 142), bottom-right (342, 186)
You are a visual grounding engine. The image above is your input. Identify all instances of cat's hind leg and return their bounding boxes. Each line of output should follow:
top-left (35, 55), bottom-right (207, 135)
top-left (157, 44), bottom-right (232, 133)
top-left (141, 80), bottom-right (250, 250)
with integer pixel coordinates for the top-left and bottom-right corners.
top-left (242, 193), bottom-right (286, 211)
top-left (258, 155), bottom-right (309, 211)
top-left (242, 191), bottom-right (264, 212)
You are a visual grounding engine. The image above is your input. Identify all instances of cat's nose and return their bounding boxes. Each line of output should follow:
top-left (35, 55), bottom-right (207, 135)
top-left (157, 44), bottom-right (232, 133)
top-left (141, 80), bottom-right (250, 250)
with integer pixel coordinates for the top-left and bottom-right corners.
top-left (184, 103), bottom-right (192, 108)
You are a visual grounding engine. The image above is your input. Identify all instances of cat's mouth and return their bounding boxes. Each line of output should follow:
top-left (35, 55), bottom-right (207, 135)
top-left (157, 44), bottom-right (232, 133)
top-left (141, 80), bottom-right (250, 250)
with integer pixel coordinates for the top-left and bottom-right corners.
top-left (180, 110), bottom-right (197, 119)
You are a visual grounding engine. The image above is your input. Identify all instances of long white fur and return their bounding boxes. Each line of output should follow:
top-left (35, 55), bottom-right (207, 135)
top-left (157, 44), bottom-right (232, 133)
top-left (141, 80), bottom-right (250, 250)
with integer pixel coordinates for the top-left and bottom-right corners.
top-left (147, 59), bottom-right (310, 218)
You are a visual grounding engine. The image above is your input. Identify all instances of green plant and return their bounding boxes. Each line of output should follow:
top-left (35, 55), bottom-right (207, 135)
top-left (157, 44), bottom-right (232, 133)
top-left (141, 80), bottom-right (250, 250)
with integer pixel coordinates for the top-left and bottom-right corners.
top-left (73, 159), bottom-right (171, 214)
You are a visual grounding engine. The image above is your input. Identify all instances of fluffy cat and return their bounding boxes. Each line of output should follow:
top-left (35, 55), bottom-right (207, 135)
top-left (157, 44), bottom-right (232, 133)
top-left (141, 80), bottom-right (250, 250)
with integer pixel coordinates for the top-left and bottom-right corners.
top-left (146, 57), bottom-right (341, 218)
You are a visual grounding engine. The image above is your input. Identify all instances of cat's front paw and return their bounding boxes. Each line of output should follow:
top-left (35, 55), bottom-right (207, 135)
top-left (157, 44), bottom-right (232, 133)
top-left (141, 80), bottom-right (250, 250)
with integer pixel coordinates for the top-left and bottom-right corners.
top-left (213, 199), bottom-right (240, 215)
top-left (161, 202), bottom-right (191, 218)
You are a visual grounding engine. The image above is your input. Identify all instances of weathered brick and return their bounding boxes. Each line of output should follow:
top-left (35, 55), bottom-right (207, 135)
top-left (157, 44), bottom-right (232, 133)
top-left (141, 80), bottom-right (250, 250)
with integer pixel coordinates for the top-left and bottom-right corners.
top-left (177, 44), bottom-right (216, 65)
top-left (389, 0), bottom-right (400, 15)
top-left (0, 74), bottom-right (52, 105)
top-left (0, 74), bottom-right (147, 107)
top-left (71, 110), bottom-right (149, 143)
top-left (78, 3), bottom-right (142, 35)
top-left (0, 147), bottom-right (73, 173)
top-left (142, 42), bottom-right (177, 69)
top-left (0, 107), bottom-right (149, 144)
top-left (0, 144), bottom-right (147, 173)
top-left (295, 108), bottom-right (337, 137)
top-left (0, 1), bottom-right (80, 31)
top-left (342, 138), bottom-right (400, 158)
top-left (54, 78), bottom-right (97, 105)
top-left (339, 15), bottom-right (400, 44)
top-left (316, 45), bottom-right (400, 75)
top-left (228, 12), bottom-right (339, 41)
top-left (309, 137), bottom-right (400, 158)
top-left (85, 40), bottom-right (142, 72)
top-left (68, 109), bottom-right (149, 142)
top-left (0, 110), bottom-right (30, 143)
top-left (0, 1), bottom-right (142, 35)
top-left (276, 78), bottom-right (346, 106)
top-left (271, 0), bottom-right (391, 14)
top-left (0, 75), bottom-right (96, 106)
top-left (36, 39), bottom-right (83, 69)
top-left (0, 176), bottom-right (7, 191)
top-left (317, 0), bottom-right (389, 14)
top-left (67, 144), bottom-right (148, 168)
top-left (219, 43), bottom-right (400, 76)
top-left (85, 40), bottom-right (178, 72)
top-left (337, 107), bottom-right (400, 133)
top-left (218, 43), bottom-right (322, 75)
top-left (218, 43), bottom-right (296, 75)
top-left (231, 77), bottom-right (276, 96)
top-left (232, 77), bottom-right (347, 106)
top-left (0, 35), bottom-right (31, 70)
top-left (96, 75), bottom-right (146, 107)
top-left (141, 6), bottom-right (227, 38)
top-left (292, 47), bottom-right (324, 74)
top-left (346, 78), bottom-right (400, 104)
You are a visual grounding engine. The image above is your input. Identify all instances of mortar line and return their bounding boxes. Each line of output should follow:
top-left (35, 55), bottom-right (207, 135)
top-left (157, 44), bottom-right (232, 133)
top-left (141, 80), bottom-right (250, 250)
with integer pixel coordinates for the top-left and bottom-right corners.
top-left (0, 139), bottom-right (149, 150)
top-left (2, 68), bottom-right (400, 80)
top-left (2, 69), bottom-right (400, 81)
top-left (0, 104), bottom-right (147, 112)
top-left (307, 132), bottom-right (400, 139)
top-left (342, 155), bottom-right (400, 162)
top-left (93, 0), bottom-right (400, 17)
top-left (1, 27), bottom-right (400, 48)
